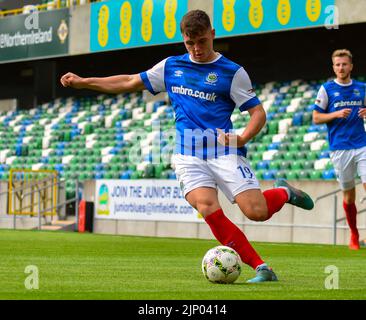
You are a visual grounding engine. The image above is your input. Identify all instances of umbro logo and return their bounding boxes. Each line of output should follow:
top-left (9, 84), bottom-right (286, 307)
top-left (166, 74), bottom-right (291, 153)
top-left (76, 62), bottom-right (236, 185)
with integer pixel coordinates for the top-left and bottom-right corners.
top-left (174, 70), bottom-right (183, 77)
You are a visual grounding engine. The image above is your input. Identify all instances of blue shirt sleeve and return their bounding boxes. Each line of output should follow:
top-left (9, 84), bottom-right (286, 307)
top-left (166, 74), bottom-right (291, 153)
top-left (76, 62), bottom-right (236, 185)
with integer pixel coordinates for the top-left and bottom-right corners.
top-left (140, 72), bottom-right (156, 95)
top-left (238, 97), bottom-right (261, 112)
top-left (313, 105), bottom-right (326, 113)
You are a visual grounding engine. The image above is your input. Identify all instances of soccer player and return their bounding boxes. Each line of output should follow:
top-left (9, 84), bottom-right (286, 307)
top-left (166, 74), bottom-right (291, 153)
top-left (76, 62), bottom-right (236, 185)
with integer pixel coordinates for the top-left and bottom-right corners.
top-left (313, 49), bottom-right (366, 250)
top-left (61, 10), bottom-right (314, 282)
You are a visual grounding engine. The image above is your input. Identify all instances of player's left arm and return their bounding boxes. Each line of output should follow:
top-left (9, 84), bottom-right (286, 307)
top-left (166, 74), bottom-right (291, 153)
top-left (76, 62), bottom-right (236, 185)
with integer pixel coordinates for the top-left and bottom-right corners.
top-left (218, 66), bottom-right (265, 148)
top-left (237, 104), bottom-right (266, 146)
top-left (217, 104), bottom-right (266, 148)
top-left (358, 83), bottom-right (366, 118)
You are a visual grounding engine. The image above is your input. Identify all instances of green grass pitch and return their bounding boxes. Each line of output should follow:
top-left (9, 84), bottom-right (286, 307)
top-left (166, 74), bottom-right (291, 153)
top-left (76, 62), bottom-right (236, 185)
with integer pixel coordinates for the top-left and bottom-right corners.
top-left (0, 229), bottom-right (365, 300)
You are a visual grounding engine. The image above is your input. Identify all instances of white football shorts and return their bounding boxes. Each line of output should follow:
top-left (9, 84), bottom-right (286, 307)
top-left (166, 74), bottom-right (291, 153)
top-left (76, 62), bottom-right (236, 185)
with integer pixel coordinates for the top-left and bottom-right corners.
top-left (330, 146), bottom-right (366, 190)
top-left (171, 153), bottom-right (260, 203)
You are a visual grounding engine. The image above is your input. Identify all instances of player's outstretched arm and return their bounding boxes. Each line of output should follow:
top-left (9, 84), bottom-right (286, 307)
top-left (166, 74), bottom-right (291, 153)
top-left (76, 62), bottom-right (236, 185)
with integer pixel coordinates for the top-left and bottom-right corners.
top-left (60, 72), bottom-right (146, 94)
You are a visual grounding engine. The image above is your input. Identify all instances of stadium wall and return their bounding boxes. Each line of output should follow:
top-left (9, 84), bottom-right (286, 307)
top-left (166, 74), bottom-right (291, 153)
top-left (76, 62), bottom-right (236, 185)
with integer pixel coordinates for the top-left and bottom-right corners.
top-left (337, 0), bottom-right (366, 24)
top-left (2, 0), bottom-right (366, 108)
top-left (69, 3), bottom-right (90, 56)
top-left (83, 180), bottom-right (366, 246)
top-left (1, 1), bottom-right (366, 244)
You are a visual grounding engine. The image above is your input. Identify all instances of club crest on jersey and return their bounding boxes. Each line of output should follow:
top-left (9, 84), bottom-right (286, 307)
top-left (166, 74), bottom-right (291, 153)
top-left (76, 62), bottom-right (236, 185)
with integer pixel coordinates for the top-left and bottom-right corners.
top-left (205, 72), bottom-right (218, 85)
top-left (174, 70), bottom-right (183, 77)
top-left (353, 89), bottom-right (360, 96)
top-left (334, 92), bottom-right (340, 97)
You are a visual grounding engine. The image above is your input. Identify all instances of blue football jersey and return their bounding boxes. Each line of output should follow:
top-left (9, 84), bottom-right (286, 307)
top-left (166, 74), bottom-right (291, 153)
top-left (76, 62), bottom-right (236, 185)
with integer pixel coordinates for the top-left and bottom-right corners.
top-left (140, 53), bottom-right (261, 159)
top-left (314, 79), bottom-right (366, 150)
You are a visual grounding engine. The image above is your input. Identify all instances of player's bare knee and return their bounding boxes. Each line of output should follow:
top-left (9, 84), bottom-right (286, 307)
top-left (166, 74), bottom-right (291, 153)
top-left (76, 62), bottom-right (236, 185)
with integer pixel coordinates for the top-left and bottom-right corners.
top-left (343, 188), bottom-right (356, 204)
top-left (196, 200), bottom-right (219, 216)
top-left (242, 205), bottom-right (268, 222)
top-left (237, 197), bottom-right (268, 221)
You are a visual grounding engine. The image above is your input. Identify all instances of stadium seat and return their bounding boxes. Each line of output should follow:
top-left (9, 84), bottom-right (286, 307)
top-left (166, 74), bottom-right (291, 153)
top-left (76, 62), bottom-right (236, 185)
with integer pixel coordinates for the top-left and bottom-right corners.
top-left (0, 79), bottom-right (338, 185)
top-left (322, 169), bottom-right (336, 180)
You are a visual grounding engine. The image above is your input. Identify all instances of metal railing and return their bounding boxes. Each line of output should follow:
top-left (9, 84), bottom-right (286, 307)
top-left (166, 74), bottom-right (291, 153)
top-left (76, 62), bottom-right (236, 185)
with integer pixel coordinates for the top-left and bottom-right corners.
top-left (315, 181), bottom-right (365, 245)
top-left (0, 176), bottom-right (79, 231)
top-left (0, 0), bottom-right (101, 18)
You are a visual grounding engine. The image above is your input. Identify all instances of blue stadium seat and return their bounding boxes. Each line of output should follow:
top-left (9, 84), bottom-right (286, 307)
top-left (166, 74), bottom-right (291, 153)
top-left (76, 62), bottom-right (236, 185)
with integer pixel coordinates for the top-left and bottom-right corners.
top-left (322, 169), bottom-right (335, 180)
top-left (256, 160), bottom-right (270, 170)
top-left (319, 150), bottom-right (330, 159)
top-left (292, 112), bottom-right (303, 126)
top-left (95, 172), bottom-right (104, 179)
top-left (268, 142), bottom-right (280, 150)
top-left (262, 170), bottom-right (277, 180)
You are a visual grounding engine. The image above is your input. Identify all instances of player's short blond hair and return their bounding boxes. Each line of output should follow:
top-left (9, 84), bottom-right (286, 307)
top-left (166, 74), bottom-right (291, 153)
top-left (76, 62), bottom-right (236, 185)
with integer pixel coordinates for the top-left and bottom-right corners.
top-left (332, 49), bottom-right (353, 63)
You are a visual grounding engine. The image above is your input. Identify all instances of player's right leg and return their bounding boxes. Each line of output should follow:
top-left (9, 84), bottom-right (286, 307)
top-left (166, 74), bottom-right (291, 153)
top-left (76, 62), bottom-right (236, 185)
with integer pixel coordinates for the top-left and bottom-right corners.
top-left (185, 187), bottom-right (277, 282)
top-left (332, 149), bottom-right (360, 250)
top-left (208, 155), bottom-right (313, 223)
top-left (172, 154), bottom-right (278, 282)
top-left (343, 188), bottom-right (360, 250)
top-left (273, 179), bottom-right (314, 210)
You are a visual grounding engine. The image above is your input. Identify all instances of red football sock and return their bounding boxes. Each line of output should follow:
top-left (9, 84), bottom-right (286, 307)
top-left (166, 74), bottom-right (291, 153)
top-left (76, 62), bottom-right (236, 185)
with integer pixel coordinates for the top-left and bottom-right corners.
top-left (204, 209), bottom-right (264, 269)
top-left (343, 201), bottom-right (359, 236)
top-left (263, 188), bottom-right (289, 220)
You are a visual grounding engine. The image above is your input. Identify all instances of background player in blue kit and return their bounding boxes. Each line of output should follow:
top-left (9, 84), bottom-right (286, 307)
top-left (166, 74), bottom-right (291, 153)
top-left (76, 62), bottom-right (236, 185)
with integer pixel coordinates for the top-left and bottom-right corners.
top-left (61, 10), bottom-right (314, 282)
top-left (313, 49), bottom-right (366, 250)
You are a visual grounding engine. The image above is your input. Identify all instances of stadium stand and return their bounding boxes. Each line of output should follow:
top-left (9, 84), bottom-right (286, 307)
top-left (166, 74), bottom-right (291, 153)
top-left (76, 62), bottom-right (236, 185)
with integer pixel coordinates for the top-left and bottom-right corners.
top-left (0, 0), bottom-right (101, 17)
top-left (4, 76), bottom-right (365, 203)
top-left (0, 0), bottom-right (365, 246)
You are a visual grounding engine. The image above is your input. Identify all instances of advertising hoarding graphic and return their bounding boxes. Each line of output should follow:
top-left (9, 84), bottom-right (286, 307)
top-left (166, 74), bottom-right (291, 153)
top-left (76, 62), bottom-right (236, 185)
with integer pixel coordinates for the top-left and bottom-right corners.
top-left (90, 0), bottom-right (188, 52)
top-left (0, 8), bottom-right (69, 63)
top-left (95, 180), bottom-right (202, 222)
top-left (214, 0), bottom-right (335, 38)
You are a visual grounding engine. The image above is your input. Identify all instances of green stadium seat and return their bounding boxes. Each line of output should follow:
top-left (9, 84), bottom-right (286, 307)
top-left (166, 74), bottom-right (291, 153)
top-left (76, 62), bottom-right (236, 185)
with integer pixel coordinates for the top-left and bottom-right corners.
top-left (286, 170), bottom-right (299, 180)
top-left (290, 160), bottom-right (303, 170)
top-left (306, 151), bottom-right (318, 161)
top-left (298, 170), bottom-right (311, 180)
top-left (142, 164), bottom-right (155, 178)
top-left (154, 163), bottom-right (165, 178)
top-left (310, 170), bottom-right (323, 180)
top-left (268, 120), bottom-right (279, 135)
top-left (269, 159), bottom-right (281, 170)
top-left (255, 169), bottom-right (264, 180)
top-left (256, 144), bottom-right (268, 153)
top-left (275, 170), bottom-right (287, 180)
top-left (283, 151), bottom-right (297, 161)
top-left (272, 151), bottom-right (285, 161)
top-left (130, 170), bottom-right (143, 179)
top-left (278, 142), bottom-right (290, 152)
top-left (288, 143), bottom-right (300, 153)
top-left (261, 135), bottom-right (273, 144)
top-left (303, 160), bottom-right (315, 170)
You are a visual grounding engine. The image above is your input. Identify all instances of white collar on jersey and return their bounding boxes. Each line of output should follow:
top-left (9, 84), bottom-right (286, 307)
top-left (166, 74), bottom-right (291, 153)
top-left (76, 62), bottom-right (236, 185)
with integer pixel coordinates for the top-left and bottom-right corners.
top-left (188, 52), bottom-right (222, 64)
top-left (334, 79), bottom-right (353, 86)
